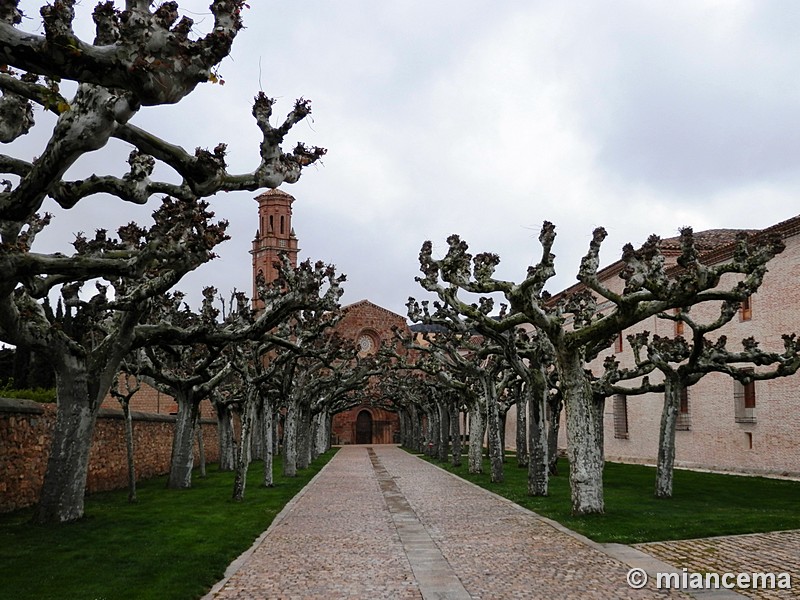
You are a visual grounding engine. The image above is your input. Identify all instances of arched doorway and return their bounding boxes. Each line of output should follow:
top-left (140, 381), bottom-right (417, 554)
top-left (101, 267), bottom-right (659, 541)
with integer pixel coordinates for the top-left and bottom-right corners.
top-left (355, 410), bottom-right (373, 445)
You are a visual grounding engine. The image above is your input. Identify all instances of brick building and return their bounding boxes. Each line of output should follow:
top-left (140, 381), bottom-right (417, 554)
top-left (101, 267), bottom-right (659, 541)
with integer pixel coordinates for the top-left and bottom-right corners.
top-left (253, 190), bottom-right (405, 445)
top-left (329, 300), bottom-right (405, 445)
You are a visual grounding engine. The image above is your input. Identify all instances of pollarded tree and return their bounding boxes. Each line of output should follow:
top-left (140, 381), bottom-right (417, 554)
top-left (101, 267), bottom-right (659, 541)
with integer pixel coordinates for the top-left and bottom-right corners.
top-left (129, 288), bottom-right (233, 490)
top-left (405, 301), bottom-right (515, 483)
top-left (0, 199), bottom-right (228, 523)
top-left (417, 225), bottom-right (784, 514)
top-left (109, 370), bottom-right (140, 503)
top-left (0, 1), bottom-right (325, 523)
top-left (600, 303), bottom-right (800, 499)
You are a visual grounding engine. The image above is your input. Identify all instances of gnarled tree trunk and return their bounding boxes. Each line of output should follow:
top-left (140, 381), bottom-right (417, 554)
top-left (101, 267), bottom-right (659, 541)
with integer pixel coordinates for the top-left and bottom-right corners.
top-left (559, 348), bottom-right (605, 515)
top-left (655, 373), bottom-right (682, 499)
top-left (467, 403), bottom-right (485, 474)
top-left (450, 403), bottom-right (462, 467)
top-left (232, 388), bottom-right (257, 501)
top-left (283, 398), bottom-right (299, 477)
top-left (34, 356), bottom-right (97, 523)
top-left (527, 373), bottom-right (549, 497)
top-left (482, 377), bottom-right (504, 484)
top-left (437, 402), bottom-right (450, 461)
top-left (516, 391), bottom-right (528, 468)
top-left (168, 390), bottom-right (198, 489)
top-left (216, 402), bottom-right (235, 472)
top-left (262, 400), bottom-right (275, 487)
top-left (122, 400), bottom-right (137, 503)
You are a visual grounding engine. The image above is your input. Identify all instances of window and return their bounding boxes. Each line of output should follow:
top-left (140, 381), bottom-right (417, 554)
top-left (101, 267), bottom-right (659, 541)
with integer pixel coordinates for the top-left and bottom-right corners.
top-left (614, 333), bottom-right (623, 354)
top-left (279, 239), bottom-right (288, 248)
top-left (613, 394), bottom-right (629, 439)
top-left (280, 215), bottom-right (285, 235)
top-left (740, 295), bottom-right (752, 321)
top-left (676, 386), bottom-right (691, 430)
top-left (674, 308), bottom-right (684, 337)
top-left (269, 215), bottom-right (274, 232)
top-left (734, 370), bottom-right (756, 423)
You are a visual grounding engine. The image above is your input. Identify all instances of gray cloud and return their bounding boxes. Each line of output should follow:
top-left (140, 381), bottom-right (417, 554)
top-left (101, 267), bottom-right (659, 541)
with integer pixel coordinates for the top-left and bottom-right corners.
top-left (13, 0), bottom-right (800, 318)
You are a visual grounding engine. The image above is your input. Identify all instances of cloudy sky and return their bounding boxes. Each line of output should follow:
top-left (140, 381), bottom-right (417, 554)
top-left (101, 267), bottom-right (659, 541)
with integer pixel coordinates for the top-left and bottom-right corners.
top-left (14, 1), bottom-right (800, 318)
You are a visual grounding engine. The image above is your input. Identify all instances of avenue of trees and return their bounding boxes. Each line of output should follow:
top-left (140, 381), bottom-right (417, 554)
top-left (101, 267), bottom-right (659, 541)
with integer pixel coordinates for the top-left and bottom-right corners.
top-left (399, 224), bottom-right (799, 515)
top-left (2, 1), bottom-right (798, 527)
top-left (0, 0), bottom-right (350, 523)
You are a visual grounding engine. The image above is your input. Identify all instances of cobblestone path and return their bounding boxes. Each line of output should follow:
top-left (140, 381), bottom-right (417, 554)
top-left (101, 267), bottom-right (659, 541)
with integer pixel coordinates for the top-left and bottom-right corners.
top-left (204, 446), bottom-right (795, 599)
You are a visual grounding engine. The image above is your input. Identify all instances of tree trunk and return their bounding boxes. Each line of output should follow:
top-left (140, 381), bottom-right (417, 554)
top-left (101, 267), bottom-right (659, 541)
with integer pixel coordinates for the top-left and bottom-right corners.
top-left (426, 408), bottom-right (438, 457)
top-left (655, 373), bottom-right (681, 499)
top-left (232, 389), bottom-right (257, 501)
top-left (527, 373), bottom-right (549, 496)
top-left (34, 357), bottom-right (97, 523)
top-left (296, 403), bottom-right (311, 470)
top-left (559, 348), bottom-right (604, 515)
top-left (498, 408), bottom-right (508, 463)
top-left (262, 399), bottom-right (274, 487)
top-left (313, 410), bottom-right (328, 459)
top-left (482, 375), bottom-right (504, 484)
top-left (249, 403), bottom-right (264, 461)
top-left (467, 403), bottom-right (484, 474)
top-left (516, 391), bottom-right (528, 468)
top-left (547, 393), bottom-right (562, 476)
top-left (410, 405), bottom-right (422, 452)
top-left (438, 402), bottom-right (450, 461)
top-left (168, 390), bottom-right (198, 489)
top-left (122, 400), bottom-right (137, 503)
top-left (216, 403), bottom-right (235, 471)
top-left (450, 404), bottom-right (462, 467)
top-left (283, 399), bottom-right (299, 477)
top-left (195, 412), bottom-right (207, 479)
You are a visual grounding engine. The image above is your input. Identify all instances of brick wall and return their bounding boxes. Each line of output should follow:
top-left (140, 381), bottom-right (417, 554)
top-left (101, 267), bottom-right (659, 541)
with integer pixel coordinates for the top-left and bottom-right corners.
top-left (0, 397), bottom-right (219, 513)
top-left (330, 300), bottom-right (405, 443)
top-left (99, 376), bottom-right (217, 419)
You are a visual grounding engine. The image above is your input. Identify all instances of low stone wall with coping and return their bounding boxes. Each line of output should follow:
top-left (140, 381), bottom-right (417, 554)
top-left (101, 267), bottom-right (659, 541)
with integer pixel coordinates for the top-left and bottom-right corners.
top-left (0, 397), bottom-right (219, 513)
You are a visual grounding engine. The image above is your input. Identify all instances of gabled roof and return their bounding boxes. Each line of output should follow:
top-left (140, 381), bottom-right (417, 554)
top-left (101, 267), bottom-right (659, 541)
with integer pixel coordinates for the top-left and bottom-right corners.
top-left (553, 212), bottom-right (800, 300)
top-left (342, 299), bottom-right (407, 322)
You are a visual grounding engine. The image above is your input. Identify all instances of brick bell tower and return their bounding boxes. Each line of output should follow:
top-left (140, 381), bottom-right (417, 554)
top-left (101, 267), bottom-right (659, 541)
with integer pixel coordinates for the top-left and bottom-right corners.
top-left (251, 189), bottom-right (299, 308)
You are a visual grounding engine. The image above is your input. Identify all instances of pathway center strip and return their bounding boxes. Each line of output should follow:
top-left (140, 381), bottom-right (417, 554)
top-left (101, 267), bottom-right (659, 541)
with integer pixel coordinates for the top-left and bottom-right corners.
top-left (368, 447), bottom-right (472, 600)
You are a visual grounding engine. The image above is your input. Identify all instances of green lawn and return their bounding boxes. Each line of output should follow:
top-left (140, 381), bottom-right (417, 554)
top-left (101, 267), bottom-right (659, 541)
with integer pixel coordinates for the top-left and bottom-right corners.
top-left (0, 451), bottom-right (335, 600)
top-left (422, 454), bottom-right (800, 544)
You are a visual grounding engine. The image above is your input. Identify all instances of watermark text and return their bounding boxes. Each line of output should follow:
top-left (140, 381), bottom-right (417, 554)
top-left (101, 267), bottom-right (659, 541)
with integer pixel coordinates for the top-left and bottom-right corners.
top-left (626, 568), bottom-right (792, 591)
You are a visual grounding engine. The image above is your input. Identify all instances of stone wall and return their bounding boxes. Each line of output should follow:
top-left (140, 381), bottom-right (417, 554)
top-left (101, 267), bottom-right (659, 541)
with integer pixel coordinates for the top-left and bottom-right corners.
top-left (0, 397), bottom-right (218, 513)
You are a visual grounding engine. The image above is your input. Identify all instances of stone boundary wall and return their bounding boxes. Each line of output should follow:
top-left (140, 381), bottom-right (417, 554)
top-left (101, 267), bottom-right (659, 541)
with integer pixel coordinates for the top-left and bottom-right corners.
top-left (0, 397), bottom-right (219, 513)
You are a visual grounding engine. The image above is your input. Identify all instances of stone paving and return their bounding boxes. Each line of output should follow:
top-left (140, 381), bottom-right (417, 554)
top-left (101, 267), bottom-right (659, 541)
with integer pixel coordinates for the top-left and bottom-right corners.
top-left (205, 446), bottom-right (796, 599)
top-left (637, 531), bottom-right (800, 600)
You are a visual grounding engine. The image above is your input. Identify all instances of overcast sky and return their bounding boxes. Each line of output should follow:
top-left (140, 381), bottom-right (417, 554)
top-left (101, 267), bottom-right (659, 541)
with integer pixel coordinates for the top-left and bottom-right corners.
top-left (14, 1), bottom-right (800, 319)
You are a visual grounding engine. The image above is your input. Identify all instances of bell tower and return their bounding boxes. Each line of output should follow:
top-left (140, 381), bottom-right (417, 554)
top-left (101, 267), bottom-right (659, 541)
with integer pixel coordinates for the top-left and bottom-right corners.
top-left (251, 189), bottom-right (299, 307)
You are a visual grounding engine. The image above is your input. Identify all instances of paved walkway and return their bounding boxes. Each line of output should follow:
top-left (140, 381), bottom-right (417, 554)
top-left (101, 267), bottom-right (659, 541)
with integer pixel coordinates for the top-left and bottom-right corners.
top-left (204, 446), bottom-right (796, 599)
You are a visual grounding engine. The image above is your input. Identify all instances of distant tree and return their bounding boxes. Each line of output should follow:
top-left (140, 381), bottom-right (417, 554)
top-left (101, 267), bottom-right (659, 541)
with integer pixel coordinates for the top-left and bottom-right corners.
top-left (109, 370), bottom-right (140, 503)
top-left (129, 288), bottom-right (233, 490)
top-left (0, 1), bottom-right (324, 523)
top-left (404, 303), bottom-right (514, 483)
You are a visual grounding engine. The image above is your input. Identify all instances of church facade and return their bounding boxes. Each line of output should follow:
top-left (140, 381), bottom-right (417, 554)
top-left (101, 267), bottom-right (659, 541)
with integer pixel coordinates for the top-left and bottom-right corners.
top-left (252, 190), bottom-right (404, 445)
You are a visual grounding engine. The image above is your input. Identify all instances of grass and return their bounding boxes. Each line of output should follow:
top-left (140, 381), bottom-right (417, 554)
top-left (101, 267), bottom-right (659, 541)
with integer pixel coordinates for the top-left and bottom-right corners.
top-left (420, 453), bottom-right (800, 544)
top-left (0, 451), bottom-right (336, 600)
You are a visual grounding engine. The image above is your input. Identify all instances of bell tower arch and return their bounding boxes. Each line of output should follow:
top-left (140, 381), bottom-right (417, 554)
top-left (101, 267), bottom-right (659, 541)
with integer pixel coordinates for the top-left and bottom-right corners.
top-left (251, 189), bottom-right (299, 308)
